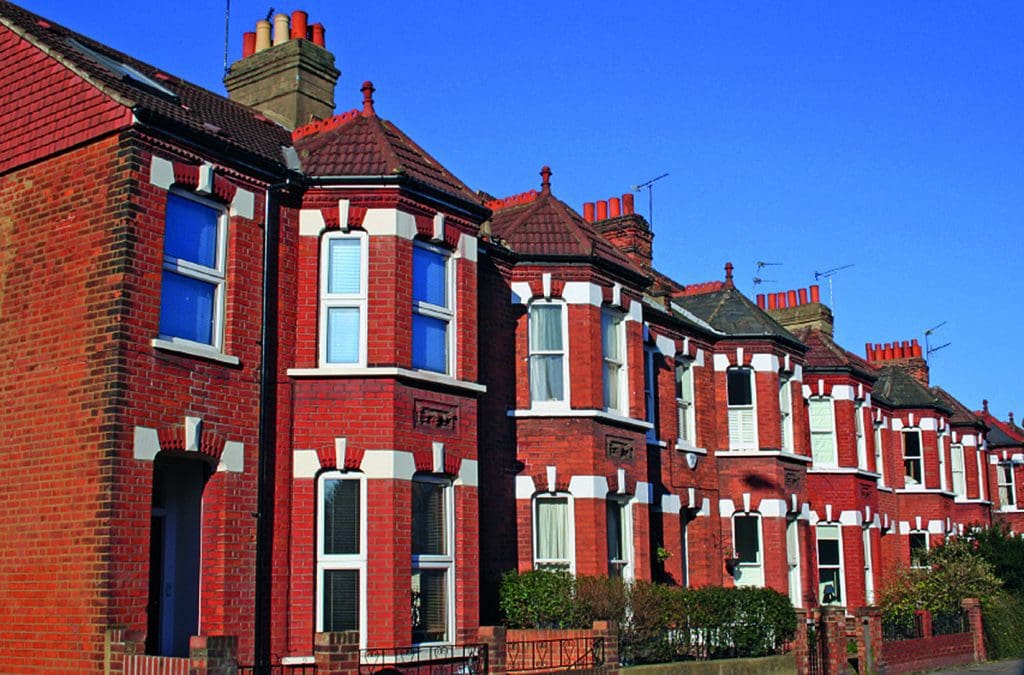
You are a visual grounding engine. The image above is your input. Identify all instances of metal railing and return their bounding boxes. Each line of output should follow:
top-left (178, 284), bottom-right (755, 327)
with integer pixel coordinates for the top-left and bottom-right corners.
top-left (506, 636), bottom-right (605, 672)
top-left (238, 665), bottom-right (318, 675)
top-left (882, 613), bottom-right (924, 642)
top-left (932, 610), bottom-right (968, 636)
top-left (358, 643), bottom-right (487, 674)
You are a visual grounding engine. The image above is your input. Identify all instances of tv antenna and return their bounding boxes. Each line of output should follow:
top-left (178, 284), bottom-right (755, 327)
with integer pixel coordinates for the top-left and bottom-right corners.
top-left (223, 0), bottom-right (233, 76)
top-left (813, 263), bottom-right (854, 309)
top-left (631, 173), bottom-right (669, 228)
top-left (752, 276), bottom-right (777, 286)
top-left (757, 261), bottom-right (782, 271)
top-left (924, 321), bottom-right (951, 362)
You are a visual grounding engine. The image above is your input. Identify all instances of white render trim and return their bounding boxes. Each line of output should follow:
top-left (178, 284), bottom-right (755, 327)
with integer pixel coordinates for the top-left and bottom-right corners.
top-left (362, 208), bottom-right (417, 240)
top-left (713, 354), bottom-right (731, 372)
top-left (335, 438), bottom-right (348, 470)
top-left (759, 499), bottom-right (788, 518)
top-left (750, 353), bottom-right (778, 373)
top-left (152, 338), bottom-right (240, 365)
top-left (694, 348), bottom-right (705, 368)
top-left (196, 163), bottom-right (214, 194)
top-left (562, 281), bottom-right (604, 307)
top-left (655, 334), bottom-right (676, 357)
top-left (898, 521), bottom-right (910, 535)
top-left (661, 494), bottom-right (682, 515)
top-left (293, 449), bottom-right (320, 478)
top-left (546, 465), bottom-right (557, 493)
top-left (455, 459), bottom-right (478, 487)
top-left (627, 301), bottom-right (643, 323)
top-left (891, 418), bottom-right (905, 431)
top-left (133, 425), bottom-right (161, 461)
top-left (919, 417), bottom-right (938, 431)
top-left (928, 520), bottom-right (945, 535)
top-left (832, 385), bottom-right (855, 401)
top-left (719, 498), bottom-right (737, 517)
top-left (612, 283), bottom-right (622, 307)
top-left (432, 212), bottom-right (446, 241)
top-left (510, 281), bottom-right (532, 304)
top-left (802, 385), bottom-right (812, 399)
top-left (281, 657), bottom-right (315, 666)
top-left (184, 416), bottom-right (201, 451)
top-left (616, 468), bottom-right (626, 494)
top-left (285, 367), bottom-right (487, 394)
top-left (337, 199), bottom-right (351, 230)
top-left (568, 475), bottom-right (610, 499)
top-left (299, 208), bottom-right (326, 236)
top-left (714, 450), bottom-right (814, 464)
top-left (635, 481), bottom-right (654, 505)
top-left (230, 188), bottom-right (255, 219)
top-left (507, 408), bottom-right (653, 430)
top-left (360, 449), bottom-right (417, 480)
top-left (515, 475), bottom-right (537, 500)
top-left (431, 441), bottom-right (445, 473)
top-left (457, 233), bottom-right (478, 262)
top-left (963, 434), bottom-right (977, 447)
top-left (839, 510), bottom-right (861, 526)
top-left (793, 364), bottom-right (803, 382)
top-left (149, 155), bottom-right (175, 189)
top-left (697, 498), bottom-right (711, 517)
top-left (674, 440), bottom-right (709, 455)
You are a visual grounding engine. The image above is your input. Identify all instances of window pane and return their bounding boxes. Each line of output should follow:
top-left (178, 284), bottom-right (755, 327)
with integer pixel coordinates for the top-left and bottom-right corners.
top-left (323, 479), bottom-right (360, 555)
top-left (323, 569), bottom-right (359, 631)
top-left (817, 532), bottom-right (840, 566)
top-left (603, 362), bottom-right (620, 410)
top-left (412, 314), bottom-right (448, 373)
top-left (326, 307), bottom-right (360, 364)
top-left (607, 501), bottom-right (624, 561)
top-left (164, 194), bottom-right (219, 268)
top-left (159, 270), bottom-right (215, 344)
top-left (412, 481), bottom-right (447, 556)
top-left (727, 369), bottom-right (752, 406)
top-left (819, 568), bottom-right (841, 603)
top-left (530, 355), bottom-right (564, 401)
top-left (808, 399), bottom-right (833, 431)
top-left (734, 516), bottom-right (759, 563)
top-left (529, 305), bottom-right (563, 351)
top-left (413, 246), bottom-right (447, 307)
top-left (903, 431), bottom-right (921, 457)
top-left (327, 238), bottom-right (362, 295)
top-left (536, 498), bottom-right (568, 561)
top-left (412, 569), bottom-right (447, 643)
top-left (601, 313), bottom-right (621, 361)
top-left (812, 434), bottom-right (837, 465)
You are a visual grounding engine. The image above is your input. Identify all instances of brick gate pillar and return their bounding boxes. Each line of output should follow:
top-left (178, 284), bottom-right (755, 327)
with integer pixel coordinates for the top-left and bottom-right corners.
top-left (820, 606), bottom-right (848, 675)
top-left (189, 635), bottom-right (237, 675)
top-left (478, 625), bottom-right (507, 674)
top-left (855, 606), bottom-right (883, 674)
top-left (314, 631), bottom-right (360, 674)
top-left (961, 598), bottom-right (986, 663)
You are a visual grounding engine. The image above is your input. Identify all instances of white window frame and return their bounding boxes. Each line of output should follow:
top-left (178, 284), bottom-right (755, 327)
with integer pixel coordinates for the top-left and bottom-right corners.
top-left (816, 523), bottom-right (846, 606)
top-left (727, 367), bottom-right (757, 450)
top-left (855, 401), bottom-right (868, 470)
top-left (159, 190), bottom-right (228, 350)
top-left (874, 422), bottom-right (886, 486)
top-left (680, 514), bottom-right (691, 587)
top-left (909, 531), bottom-right (929, 568)
top-left (533, 493), bottom-right (575, 572)
top-left (808, 396), bottom-right (838, 467)
top-left (732, 512), bottom-right (764, 587)
top-left (319, 231), bottom-right (369, 367)
top-left (527, 300), bottom-right (570, 408)
top-left (607, 497), bottom-right (634, 580)
top-left (902, 428), bottom-right (924, 487)
top-left (786, 516), bottom-right (802, 608)
top-left (863, 527), bottom-right (875, 605)
top-left (937, 430), bottom-right (949, 492)
top-left (411, 475), bottom-right (455, 645)
top-left (316, 472), bottom-right (367, 647)
top-left (950, 443), bottom-right (966, 498)
top-left (998, 463), bottom-right (1016, 509)
top-left (779, 375), bottom-right (794, 452)
top-left (412, 241), bottom-right (455, 375)
top-left (676, 359), bottom-right (697, 447)
top-left (601, 309), bottom-right (627, 415)
top-left (644, 348), bottom-right (658, 443)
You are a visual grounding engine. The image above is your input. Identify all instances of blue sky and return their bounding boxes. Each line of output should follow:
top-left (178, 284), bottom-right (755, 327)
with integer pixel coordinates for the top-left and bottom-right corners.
top-left (27, 1), bottom-right (1024, 420)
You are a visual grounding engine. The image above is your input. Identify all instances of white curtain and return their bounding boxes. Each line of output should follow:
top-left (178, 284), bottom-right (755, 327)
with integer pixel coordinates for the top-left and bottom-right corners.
top-left (529, 305), bottom-right (564, 401)
top-left (536, 498), bottom-right (568, 562)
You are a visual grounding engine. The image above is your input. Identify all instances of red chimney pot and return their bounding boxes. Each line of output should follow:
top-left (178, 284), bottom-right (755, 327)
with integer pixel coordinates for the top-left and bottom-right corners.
top-left (787, 290), bottom-right (798, 307)
top-left (291, 11), bottom-right (308, 40)
top-left (583, 202), bottom-right (595, 223)
top-left (311, 23), bottom-right (325, 47)
top-left (798, 288), bottom-right (808, 305)
top-left (809, 285), bottom-right (820, 303)
top-left (865, 343), bottom-right (873, 360)
top-left (622, 193), bottom-right (635, 215)
top-left (767, 293), bottom-right (777, 310)
top-left (776, 292), bottom-right (786, 308)
top-left (242, 31), bottom-right (257, 58)
top-left (757, 294), bottom-right (766, 309)
top-left (609, 197), bottom-right (621, 218)
top-left (596, 200), bottom-right (608, 220)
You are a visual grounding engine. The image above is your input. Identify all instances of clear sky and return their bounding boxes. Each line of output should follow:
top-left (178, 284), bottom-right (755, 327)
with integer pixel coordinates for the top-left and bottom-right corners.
top-left (25, 1), bottom-right (1024, 421)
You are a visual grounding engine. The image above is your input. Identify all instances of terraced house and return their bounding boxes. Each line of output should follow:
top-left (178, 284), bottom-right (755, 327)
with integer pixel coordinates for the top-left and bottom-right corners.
top-left (0, 2), bottom-right (1017, 672)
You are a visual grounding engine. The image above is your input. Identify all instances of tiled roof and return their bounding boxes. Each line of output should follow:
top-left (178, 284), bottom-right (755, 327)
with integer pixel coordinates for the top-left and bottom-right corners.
top-left (293, 86), bottom-right (481, 206)
top-left (873, 366), bottom-right (952, 413)
top-left (974, 406), bottom-right (1024, 448)
top-left (791, 328), bottom-right (877, 380)
top-left (930, 387), bottom-right (985, 429)
top-left (0, 2), bottom-right (293, 169)
top-left (488, 179), bottom-right (646, 278)
top-left (673, 284), bottom-right (804, 348)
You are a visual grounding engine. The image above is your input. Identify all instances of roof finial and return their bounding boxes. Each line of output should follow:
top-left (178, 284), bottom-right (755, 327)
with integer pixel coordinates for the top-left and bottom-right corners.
top-left (361, 81), bottom-right (376, 117)
top-left (1010, 412), bottom-right (1015, 425)
top-left (983, 399), bottom-right (989, 413)
top-left (724, 261), bottom-right (734, 287)
top-left (540, 166), bottom-right (552, 194)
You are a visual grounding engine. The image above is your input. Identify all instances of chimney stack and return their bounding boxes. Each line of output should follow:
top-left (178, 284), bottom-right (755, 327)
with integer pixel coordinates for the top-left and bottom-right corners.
top-left (586, 191), bottom-right (654, 270)
top-left (864, 338), bottom-right (929, 386)
top-left (224, 9), bottom-right (341, 130)
top-left (761, 284), bottom-right (834, 337)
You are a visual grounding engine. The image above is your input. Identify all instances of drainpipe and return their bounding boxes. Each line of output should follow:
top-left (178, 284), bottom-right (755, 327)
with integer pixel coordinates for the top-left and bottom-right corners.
top-left (254, 178), bottom-right (290, 673)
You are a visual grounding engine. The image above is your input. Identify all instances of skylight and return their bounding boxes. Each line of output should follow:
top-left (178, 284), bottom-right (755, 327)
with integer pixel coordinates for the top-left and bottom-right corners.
top-left (66, 38), bottom-right (179, 101)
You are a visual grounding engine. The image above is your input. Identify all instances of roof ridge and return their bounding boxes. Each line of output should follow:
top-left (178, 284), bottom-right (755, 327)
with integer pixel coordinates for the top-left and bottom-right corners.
top-left (485, 190), bottom-right (539, 211)
top-left (679, 280), bottom-right (725, 296)
top-left (292, 109), bottom-right (360, 140)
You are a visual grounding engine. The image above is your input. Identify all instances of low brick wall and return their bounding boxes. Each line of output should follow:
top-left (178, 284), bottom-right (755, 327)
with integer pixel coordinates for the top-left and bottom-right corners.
top-left (621, 654), bottom-right (796, 675)
top-left (880, 632), bottom-right (974, 674)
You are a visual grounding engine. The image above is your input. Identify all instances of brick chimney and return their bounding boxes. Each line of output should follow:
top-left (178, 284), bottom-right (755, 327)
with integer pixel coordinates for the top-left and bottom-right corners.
top-left (585, 193), bottom-right (654, 271)
top-left (224, 10), bottom-right (340, 130)
top-left (864, 340), bottom-right (929, 387)
top-left (758, 284), bottom-right (834, 337)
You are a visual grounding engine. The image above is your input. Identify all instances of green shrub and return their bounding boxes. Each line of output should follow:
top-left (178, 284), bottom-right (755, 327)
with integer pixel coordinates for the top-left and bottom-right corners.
top-left (983, 592), bottom-right (1024, 659)
top-left (498, 569), bottom-right (576, 628)
top-left (573, 574), bottom-right (627, 626)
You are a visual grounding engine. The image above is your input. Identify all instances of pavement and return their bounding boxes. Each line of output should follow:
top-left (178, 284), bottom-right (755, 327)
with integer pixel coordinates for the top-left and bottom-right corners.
top-left (926, 659), bottom-right (1024, 674)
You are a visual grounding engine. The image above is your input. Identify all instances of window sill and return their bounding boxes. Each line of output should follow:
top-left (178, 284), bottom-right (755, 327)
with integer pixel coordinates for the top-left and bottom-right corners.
top-left (281, 657), bottom-right (314, 666)
top-left (894, 487), bottom-right (955, 495)
top-left (152, 338), bottom-right (240, 366)
top-left (806, 467), bottom-right (883, 480)
top-left (647, 437), bottom-right (668, 448)
top-left (674, 440), bottom-right (708, 456)
top-left (954, 497), bottom-right (991, 505)
top-left (286, 366), bottom-right (486, 394)
top-left (508, 408), bottom-right (653, 430)
top-left (715, 449), bottom-right (812, 464)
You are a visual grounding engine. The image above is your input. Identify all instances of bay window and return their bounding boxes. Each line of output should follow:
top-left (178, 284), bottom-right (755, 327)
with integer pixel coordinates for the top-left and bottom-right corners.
top-left (411, 477), bottom-right (453, 643)
top-left (320, 232), bottom-right (367, 365)
top-left (808, 397), bottom-right (837, 466)
top-left (317, 474), bottom-right (365, 639)
top-left (159, 192), bottom-right (227, 348)
top-left (601, 310), bottom-right (626, 413)
top-left (903, 429), bottom-right (923, 486)
top-left (528, 302), bottom-right (567, 404)
top-left (412, 243), bottom-right (453, 374)
top-left (727, 368), bottom-right (755, 450)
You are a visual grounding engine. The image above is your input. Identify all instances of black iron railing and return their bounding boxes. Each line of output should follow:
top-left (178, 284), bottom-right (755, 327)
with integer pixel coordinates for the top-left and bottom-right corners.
top-left (238, 665), bottom-right (318, 675)
top-left (932, 610), bottom-right (968, 636)
top-left (506, 636), bottom-right (604, 673)
top-left (358, 643), bottom-right (487, 674)
top-left (882, 613), bottom-right (924, 642)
